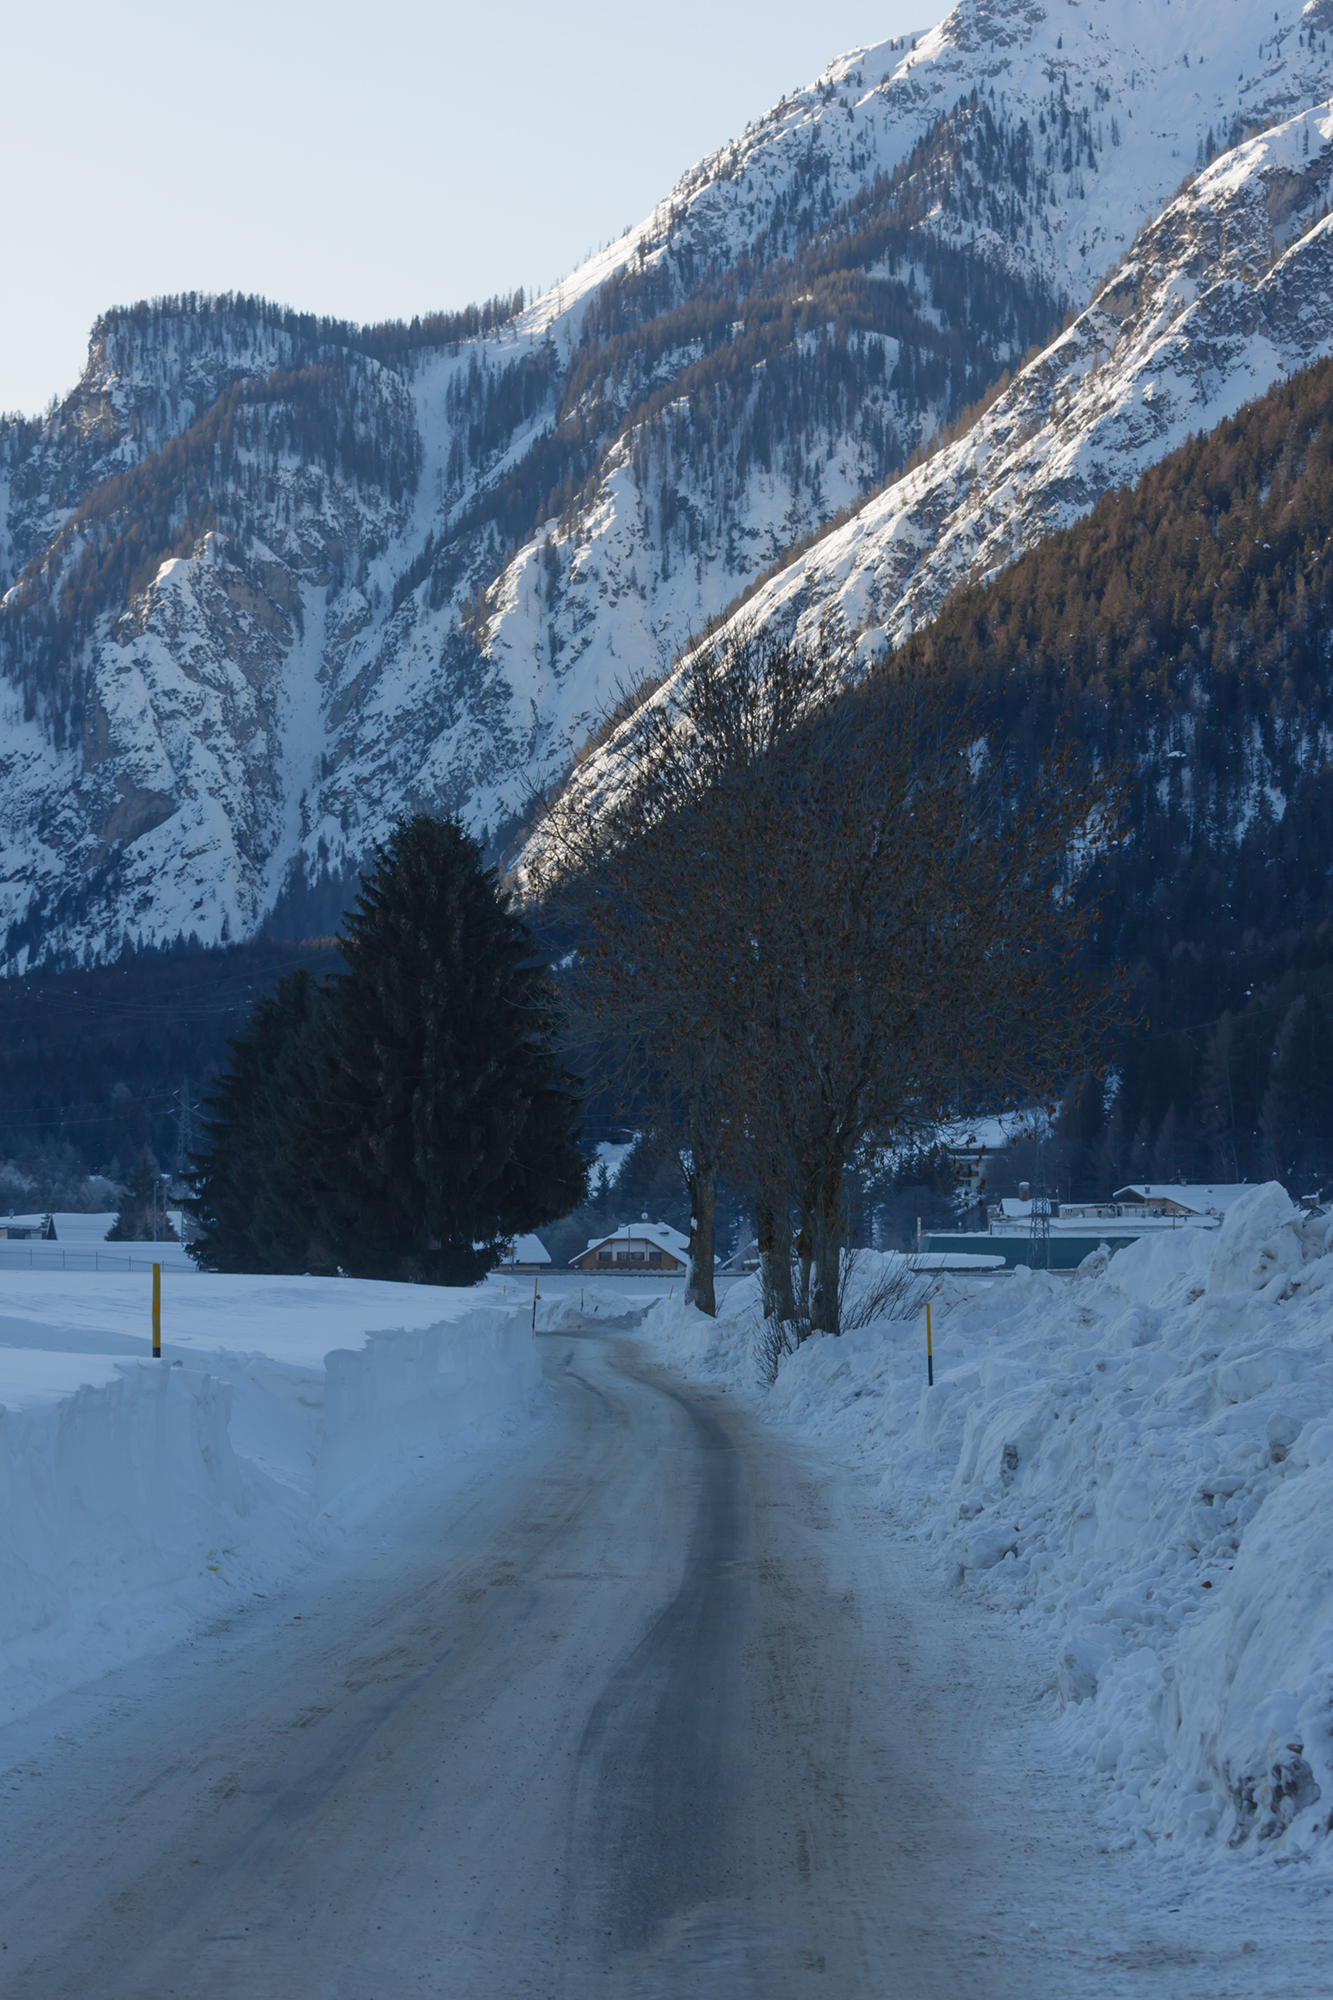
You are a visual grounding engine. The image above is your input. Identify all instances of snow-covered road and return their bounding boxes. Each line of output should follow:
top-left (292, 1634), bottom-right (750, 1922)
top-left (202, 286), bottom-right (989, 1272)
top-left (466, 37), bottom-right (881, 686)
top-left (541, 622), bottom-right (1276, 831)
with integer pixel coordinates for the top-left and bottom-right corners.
top-left (0, 1315), bottom-right (1321, 1997)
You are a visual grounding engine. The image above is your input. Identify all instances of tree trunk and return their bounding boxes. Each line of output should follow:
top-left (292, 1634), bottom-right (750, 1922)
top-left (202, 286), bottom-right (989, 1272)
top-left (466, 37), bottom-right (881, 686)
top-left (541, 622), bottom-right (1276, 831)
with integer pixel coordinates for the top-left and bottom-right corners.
top-left (685, 1086), bottom-right (718, 1316)
top-left (809, 1158), bottom-right (844, 1335)
top-left (757, 1195), bottom-right (797, 1322)
top-left (795, 1217), bottom-right (812, 1322)
top-left (686, 1160), bottom-right (717, 1315)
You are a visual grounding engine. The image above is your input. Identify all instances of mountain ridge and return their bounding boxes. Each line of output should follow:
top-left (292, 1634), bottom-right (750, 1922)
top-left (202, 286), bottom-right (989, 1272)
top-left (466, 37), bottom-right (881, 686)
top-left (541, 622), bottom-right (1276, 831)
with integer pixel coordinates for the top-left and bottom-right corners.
top-left (4, 0), bottom-right (1332, 968)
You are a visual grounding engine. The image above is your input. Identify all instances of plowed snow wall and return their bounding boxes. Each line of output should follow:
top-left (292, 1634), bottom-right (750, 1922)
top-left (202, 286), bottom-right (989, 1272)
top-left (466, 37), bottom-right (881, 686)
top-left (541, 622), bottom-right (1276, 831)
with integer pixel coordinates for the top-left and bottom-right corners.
top-left (0, 1303), bottom-right (539, 1724)
top-left (318, 1310), bottom-right (542, 1500)
top-left (0, 1361), bottom-right (248, 1653)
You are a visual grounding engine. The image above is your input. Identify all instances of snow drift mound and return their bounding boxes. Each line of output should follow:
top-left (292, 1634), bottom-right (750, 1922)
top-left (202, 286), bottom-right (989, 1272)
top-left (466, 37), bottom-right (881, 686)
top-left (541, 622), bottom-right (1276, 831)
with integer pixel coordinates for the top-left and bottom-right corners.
top-left (642, 1198), bottom-right (1333, 1862)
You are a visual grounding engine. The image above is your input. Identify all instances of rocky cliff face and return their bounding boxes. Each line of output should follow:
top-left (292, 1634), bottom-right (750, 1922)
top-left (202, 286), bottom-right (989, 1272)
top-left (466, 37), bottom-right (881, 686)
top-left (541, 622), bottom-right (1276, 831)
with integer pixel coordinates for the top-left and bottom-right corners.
top-left (3, 0), bottom-right (1330, 967)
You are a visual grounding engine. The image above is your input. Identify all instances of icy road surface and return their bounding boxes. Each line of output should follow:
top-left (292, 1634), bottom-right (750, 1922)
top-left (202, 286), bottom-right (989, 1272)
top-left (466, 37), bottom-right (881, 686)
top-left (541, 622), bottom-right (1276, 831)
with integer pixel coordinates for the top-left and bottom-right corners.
top-left (0, 1319), bottom-right (1300, 1997)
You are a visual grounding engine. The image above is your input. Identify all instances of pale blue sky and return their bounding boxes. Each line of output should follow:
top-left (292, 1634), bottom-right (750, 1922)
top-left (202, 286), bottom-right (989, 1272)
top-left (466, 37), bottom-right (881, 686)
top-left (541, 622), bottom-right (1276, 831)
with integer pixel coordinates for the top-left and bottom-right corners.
top-left (1, 0), bottom-right (929, 418)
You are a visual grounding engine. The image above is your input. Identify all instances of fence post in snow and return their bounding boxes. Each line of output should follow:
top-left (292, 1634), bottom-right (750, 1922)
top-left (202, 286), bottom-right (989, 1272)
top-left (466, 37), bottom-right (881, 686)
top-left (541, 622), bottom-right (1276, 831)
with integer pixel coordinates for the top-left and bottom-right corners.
top-left (152, 1263), bottom-right (162, 1359)
top-left (926, 1301), bottom-right (933, 1388)
top-left (532, 1273), bottom-right (539, 1336)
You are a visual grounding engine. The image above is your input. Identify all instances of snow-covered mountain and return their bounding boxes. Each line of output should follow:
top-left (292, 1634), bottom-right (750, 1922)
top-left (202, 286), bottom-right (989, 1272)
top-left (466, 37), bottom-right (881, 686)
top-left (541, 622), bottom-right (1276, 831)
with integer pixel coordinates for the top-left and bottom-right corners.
top-left (4, 0), bottom-right (1333, 966)
top-left (581, 96), bottom-right (1333, 735)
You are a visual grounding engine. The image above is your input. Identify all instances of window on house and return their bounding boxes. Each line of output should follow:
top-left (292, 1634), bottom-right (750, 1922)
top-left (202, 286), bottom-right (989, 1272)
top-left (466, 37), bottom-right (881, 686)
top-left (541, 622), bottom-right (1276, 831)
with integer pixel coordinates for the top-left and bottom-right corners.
top-left (649, 1251), bottom-right (662, 1263)
top-left (597, 1250), bottom-right (611, 1263)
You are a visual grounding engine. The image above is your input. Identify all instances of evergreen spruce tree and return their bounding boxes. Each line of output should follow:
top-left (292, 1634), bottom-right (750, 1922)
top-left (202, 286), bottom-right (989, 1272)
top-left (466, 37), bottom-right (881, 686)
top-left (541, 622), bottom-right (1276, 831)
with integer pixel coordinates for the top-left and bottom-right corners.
top-left (1259, 992), bottom-right (1333, 1192)
top-left (188, 971), bottom-right (326, 1273)
top-left (305, 815), bottom-right (587, 1283)
top-left (107, 1149), bottom-right (177, 1242)
top-left (189, 816), bottom-right (587, 1282)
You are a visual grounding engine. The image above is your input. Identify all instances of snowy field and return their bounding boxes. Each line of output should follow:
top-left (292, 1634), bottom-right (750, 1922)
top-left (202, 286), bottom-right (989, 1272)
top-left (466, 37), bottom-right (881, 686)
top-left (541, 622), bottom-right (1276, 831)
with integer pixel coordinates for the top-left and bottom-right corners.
top-left (639, 1184), bottom-right (1333, 1909)
top-left (0, 1211), bottom-right (194, 1272)
top-left (0, 1261), bottom-right (548, 1726)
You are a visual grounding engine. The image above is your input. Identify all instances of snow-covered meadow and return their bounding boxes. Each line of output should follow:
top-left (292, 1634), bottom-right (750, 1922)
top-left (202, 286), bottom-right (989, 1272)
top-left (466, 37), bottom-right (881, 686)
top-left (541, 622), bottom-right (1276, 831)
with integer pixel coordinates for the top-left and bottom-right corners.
top-left (0, 1266), bottom-right (541, 1726)
top-left (641, 1183), bottom-right (1333, 1870)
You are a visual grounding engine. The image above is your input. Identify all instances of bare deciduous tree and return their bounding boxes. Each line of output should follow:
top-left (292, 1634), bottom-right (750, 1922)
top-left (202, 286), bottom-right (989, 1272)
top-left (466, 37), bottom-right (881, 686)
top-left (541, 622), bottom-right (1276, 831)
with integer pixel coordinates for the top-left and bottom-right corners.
top-left (531, 617), bottom-right (1119, 1332)
top-left (530, 619), bottom-right (850, 1314)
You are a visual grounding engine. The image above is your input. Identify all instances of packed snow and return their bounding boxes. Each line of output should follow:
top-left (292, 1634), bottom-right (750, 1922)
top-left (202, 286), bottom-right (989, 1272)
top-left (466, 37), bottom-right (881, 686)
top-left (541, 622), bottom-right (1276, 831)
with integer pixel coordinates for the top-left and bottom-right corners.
top-left (0, 1267), bottom-right (540, 1727)
top-left (640, 1182), bottom-right (1333, 1870)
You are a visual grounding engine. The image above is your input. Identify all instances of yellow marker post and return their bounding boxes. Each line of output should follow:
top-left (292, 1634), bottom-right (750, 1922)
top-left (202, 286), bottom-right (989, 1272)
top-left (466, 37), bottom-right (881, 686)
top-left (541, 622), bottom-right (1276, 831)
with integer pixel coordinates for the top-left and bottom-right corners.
top-left (152, 1262), bottom-right (162, 1359)
top-left (925, 1301), bottom-right (933, 1387)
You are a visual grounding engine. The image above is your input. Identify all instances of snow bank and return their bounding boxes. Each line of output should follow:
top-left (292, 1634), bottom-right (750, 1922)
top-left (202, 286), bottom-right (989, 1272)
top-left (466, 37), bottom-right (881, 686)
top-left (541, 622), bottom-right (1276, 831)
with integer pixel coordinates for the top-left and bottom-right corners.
top-left (641, 1204), bottom-right (1333, 1864)
top-left (319, 1309), bottom-right (540, 1501)
top-left (0, 1274), bottom-right (540, 1725)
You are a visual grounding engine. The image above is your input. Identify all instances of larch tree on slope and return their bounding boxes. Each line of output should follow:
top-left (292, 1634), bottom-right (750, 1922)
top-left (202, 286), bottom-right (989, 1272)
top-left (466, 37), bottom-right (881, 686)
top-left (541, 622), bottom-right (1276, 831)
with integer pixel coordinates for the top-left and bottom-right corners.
top-left (189, 816), bottom-right (588, 1282)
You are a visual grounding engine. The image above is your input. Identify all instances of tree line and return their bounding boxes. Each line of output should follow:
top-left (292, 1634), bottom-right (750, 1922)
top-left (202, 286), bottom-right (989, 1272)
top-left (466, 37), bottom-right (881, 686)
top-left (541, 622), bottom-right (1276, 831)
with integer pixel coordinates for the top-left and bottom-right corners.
top-left (0, 937), bottom-right (344, 1198)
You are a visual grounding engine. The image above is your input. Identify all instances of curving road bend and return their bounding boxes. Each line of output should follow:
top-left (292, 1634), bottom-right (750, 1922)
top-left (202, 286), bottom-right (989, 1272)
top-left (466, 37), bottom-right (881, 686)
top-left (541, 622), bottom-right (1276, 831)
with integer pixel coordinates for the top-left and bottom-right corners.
top-left (0, 1320), bottom-right (1043, 1998)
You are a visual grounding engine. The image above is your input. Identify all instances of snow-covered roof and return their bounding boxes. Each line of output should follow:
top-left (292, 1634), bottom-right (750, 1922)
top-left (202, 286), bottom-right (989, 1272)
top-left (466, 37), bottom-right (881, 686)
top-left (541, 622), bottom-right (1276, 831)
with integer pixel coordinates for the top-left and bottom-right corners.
top-left (580, 1222), bottom-right (690, 1257)
top-left (1113, 1184), bottom-right (1256, 1216)
top-left (499, 1233), bottom-right (550, 1264)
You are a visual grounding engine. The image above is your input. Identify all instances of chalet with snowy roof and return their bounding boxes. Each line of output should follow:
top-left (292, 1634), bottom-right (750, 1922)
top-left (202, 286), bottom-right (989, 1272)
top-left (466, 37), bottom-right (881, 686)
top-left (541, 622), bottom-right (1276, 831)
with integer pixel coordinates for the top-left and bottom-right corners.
top-left (494, 1233), bottom-right (552, 1272)
top-left (570, 1222), bottom-right (690, 1273)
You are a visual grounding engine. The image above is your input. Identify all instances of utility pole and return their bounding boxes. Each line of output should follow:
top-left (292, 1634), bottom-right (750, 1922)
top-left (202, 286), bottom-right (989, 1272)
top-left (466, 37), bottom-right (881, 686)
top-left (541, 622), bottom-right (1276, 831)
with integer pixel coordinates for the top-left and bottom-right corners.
top-left (175, 1076), bottom-right (195, 1180)
top-left (1029, 1143), bottom-right (1052, 1271)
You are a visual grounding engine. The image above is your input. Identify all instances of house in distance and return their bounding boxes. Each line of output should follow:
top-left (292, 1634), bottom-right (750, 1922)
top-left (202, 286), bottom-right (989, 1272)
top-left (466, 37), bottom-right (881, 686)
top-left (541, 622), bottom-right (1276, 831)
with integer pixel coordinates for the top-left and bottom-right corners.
top-left (495, 1233), bottom-right (552, 1274)
top-left (570, 1222), bottom-right (690, 1274)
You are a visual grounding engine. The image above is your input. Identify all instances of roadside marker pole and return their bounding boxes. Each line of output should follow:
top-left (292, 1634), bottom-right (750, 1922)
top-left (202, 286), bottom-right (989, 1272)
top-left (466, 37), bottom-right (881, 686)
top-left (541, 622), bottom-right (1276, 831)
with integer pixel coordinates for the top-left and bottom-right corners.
top-left (152, 1262), bottom-right (162, 1359)
top-left (925, 1301), bottom-right (933, 1387)
top-left (532, 1273), bottom-right (539, 1335)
